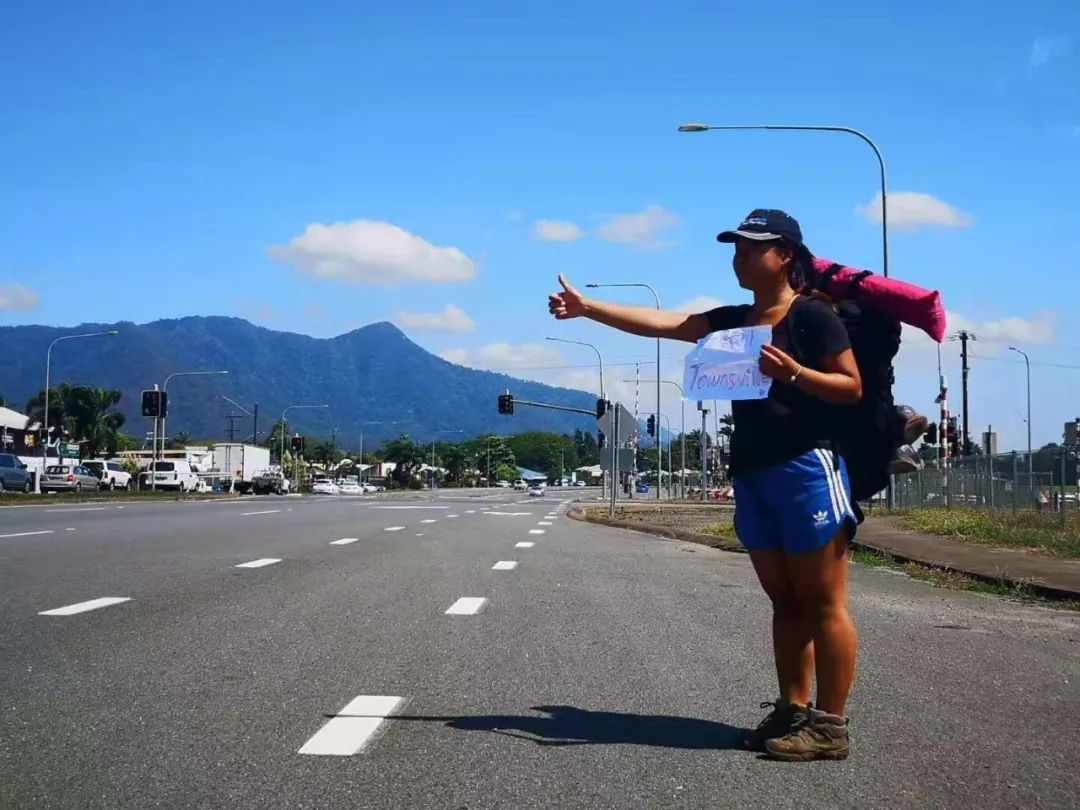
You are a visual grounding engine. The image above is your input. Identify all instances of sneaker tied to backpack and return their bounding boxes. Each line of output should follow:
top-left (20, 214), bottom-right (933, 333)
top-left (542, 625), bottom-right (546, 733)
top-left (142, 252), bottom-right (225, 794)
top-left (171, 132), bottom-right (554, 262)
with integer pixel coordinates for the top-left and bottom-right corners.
top-left (764, 707), bottom-right (851, 761)
top-left (898, 405), bottom-right (930, 445)
top-left (741, 699), bottom-right (809, 752)
top-left (888, 444), bottom-right (923, 476)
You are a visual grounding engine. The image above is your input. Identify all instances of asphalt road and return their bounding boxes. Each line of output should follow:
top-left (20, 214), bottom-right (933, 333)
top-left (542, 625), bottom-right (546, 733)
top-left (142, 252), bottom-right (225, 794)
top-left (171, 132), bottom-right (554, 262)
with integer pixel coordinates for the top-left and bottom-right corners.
top-left (1, 489), bottom-right (1078, 809)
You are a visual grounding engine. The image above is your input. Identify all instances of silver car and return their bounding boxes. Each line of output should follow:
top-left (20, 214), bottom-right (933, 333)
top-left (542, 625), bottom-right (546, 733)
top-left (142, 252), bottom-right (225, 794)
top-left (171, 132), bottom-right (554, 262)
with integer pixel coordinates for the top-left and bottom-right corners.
top-left (41, 464), bottom-right (102, 493)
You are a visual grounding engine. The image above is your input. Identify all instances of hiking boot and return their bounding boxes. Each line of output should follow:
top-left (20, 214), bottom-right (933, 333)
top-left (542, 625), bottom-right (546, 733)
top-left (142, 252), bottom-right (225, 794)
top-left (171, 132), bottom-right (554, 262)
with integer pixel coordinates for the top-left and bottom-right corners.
top-left (888, 444), bottom-right (922, 475)
top-left (897, 405), bottom-right (930, 445)
top-left (741, 700), bottom-right (808, 752)
top-left (765, 708), bottom-right (850, 761)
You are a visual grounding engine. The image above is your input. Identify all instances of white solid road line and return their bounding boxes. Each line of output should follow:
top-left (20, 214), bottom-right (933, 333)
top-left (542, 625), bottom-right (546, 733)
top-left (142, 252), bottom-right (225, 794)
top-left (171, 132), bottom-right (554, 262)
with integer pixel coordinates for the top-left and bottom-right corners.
top-left (371, 505), bottom-right (448, 510)
top-left (492, 560), bottom-right (518, 571)
top-left (235, 558), bottom-right (282, 568)
top-left (0, 530), bottom-right (54, 539)
top-left (239, 509), bottom-right (281, 516)
top-left (298, 695), bottom-right (403, 756)
top-left (528, 529), bottom-right (545, 535)
top-left (39, 597), bottom-right (131, 616)
top-left (515, 541), bottom-right (535, 548)
top-left (44, 507), bottom-right (106, 513)
top-left (330, 538), bottom-right (359, 545)
top-left (445, 597), bottom-right (487, 615)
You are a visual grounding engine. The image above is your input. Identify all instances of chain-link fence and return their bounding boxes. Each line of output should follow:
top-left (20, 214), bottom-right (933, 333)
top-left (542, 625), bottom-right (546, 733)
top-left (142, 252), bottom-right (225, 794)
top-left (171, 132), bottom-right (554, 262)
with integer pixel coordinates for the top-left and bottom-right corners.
top-left (891, 448), bottom-right (1079, 511)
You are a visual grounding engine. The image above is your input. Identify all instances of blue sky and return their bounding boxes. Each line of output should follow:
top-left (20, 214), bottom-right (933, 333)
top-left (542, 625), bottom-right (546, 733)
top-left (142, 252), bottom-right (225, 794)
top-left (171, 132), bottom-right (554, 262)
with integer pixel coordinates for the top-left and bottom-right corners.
top-left (2, 1), bottom-right (1078, 449)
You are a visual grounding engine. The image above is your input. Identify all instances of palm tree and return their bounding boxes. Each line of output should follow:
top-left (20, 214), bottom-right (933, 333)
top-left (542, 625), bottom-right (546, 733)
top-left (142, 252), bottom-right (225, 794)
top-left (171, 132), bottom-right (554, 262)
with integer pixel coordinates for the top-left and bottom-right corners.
top-left (68, 387), bottom-right (126, 458)
top-left (26, 383), bottom-right (79, 441)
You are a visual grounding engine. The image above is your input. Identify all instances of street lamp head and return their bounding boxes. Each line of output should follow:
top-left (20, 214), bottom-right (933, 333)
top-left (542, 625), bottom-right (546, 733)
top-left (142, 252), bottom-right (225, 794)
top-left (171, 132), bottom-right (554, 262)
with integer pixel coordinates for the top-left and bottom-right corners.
top-left (678, 123), bottom-right (709, 132)
top-left (585, 283), bottom-right (599, 289)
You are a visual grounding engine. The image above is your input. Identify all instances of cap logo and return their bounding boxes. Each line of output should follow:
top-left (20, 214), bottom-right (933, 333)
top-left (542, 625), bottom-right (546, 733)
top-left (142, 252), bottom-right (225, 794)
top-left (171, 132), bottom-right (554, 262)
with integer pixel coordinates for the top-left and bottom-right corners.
top-left (741, 217), bottom-right (768, 228)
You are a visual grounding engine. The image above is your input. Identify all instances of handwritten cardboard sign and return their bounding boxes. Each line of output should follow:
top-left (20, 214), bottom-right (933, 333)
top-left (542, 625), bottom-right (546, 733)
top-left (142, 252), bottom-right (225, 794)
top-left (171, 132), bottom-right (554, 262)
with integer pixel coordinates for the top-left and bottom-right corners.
top-left (683, 325), bottom-right (773, 401)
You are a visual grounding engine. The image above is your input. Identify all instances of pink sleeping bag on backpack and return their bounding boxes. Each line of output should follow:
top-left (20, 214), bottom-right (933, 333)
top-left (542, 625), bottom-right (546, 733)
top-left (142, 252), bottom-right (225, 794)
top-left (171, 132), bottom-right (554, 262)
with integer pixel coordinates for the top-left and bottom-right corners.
top-left (810, 257), bottom-right (947, 342)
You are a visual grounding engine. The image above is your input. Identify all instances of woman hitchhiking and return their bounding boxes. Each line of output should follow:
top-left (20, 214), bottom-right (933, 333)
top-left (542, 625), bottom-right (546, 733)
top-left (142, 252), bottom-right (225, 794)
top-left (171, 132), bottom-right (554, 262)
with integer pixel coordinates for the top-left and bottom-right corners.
top-left (548, 209), bottom-right (861, 761)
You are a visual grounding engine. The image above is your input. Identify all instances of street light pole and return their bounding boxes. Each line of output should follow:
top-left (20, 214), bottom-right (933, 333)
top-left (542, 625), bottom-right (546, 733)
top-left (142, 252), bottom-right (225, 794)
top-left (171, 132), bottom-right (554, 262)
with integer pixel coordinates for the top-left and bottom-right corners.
top-left (1009, 347), bottom-right (1033, 486)
top-left (678, 123), bottom-right (889, 278)
top-left (586, 282), bottom-right (661, 499)
top-left (156, 370), bottom-right (228, 491)
top-left (357, 421), bottom-right (400, 484)
top-left (625, 379), bottom-right (687, 498)
top-left (546, 336), bottom-right (607, 497)
top-left (280, 404), bottom-right (330, 487)
top-left (39, 330), bottom-right (119, 492)
top-left (428, 429), bottom-right (464, 489)
top-left (656, 413), bottom-right (673, 499)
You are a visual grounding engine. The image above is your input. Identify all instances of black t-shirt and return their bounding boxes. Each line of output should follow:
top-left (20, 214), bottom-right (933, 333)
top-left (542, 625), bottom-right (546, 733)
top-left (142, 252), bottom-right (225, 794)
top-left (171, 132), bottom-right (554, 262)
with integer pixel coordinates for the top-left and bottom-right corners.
top-left (702, 297), bottom-right (851, 476)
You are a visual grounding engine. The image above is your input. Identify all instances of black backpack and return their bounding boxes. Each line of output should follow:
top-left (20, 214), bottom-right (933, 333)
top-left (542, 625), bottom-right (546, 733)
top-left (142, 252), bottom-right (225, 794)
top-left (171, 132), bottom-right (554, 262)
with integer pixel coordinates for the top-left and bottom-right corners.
top-left (789, 265), bottom-right (902, 502)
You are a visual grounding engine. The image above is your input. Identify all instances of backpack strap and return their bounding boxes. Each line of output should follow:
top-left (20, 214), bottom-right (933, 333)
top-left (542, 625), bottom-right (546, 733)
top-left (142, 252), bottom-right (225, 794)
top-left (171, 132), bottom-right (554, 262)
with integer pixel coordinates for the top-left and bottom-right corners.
top-left (816, 263), bottom-right (844, 293)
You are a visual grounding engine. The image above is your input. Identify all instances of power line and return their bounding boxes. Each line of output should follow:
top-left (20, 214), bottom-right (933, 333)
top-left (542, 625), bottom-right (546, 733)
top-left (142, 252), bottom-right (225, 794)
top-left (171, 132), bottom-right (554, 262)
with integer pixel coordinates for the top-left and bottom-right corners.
top-left (970, 353), bottom-right (1080, 371)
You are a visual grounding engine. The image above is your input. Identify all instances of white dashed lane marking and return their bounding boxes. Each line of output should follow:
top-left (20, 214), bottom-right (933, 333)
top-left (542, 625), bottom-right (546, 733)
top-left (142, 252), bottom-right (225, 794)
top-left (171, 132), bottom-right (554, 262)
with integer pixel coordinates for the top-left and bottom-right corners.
top-left (447, 514), bottom-right (459, 518)
top-left (235, 558), bottom-right (282, 568)
top-left (445, 597), bottom-right (487, 615)
top-left (528, 529), bottom-right (545, 535)
top-left (240, 510), bottom-right (280, 516)
top-left (538, 521), bottom-right (552, 526)
top-left (0, 530), bottom-right (54, 539)
top-left (45, 507), bottom-right (105, 513)
top-left (515, 541), bottom-right (535, 548)
top-left (420, 519), bottom-right (437, 524)
top-left (330, 538), bottom-right (359, 545)
top-left (384, 526), bottom-right (405, 532)
top-left (298, 695), bottom-right (403, 757)
top-left (39, 597), bottom-right (131, 616)
top-left (492, 561), bottom-right (518, 571)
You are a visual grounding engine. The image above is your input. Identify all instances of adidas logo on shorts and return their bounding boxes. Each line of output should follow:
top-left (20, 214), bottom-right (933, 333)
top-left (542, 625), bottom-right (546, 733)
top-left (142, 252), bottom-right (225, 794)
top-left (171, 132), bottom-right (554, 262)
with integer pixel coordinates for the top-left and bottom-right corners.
top-left (813, 510), bottom-right (830, 526)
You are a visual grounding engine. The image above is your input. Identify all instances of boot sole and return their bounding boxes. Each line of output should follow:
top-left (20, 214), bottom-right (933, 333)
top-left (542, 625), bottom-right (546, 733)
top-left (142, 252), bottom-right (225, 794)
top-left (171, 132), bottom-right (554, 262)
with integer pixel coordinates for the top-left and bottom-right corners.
top-left (765, 746), bottom-right (850, 762)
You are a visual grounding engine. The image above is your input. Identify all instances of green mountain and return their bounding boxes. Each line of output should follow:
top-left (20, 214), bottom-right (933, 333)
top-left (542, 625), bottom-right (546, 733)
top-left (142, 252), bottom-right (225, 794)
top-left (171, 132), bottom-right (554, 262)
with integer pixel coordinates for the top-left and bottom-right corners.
top-left (0, 317), bottom-right (600, 447)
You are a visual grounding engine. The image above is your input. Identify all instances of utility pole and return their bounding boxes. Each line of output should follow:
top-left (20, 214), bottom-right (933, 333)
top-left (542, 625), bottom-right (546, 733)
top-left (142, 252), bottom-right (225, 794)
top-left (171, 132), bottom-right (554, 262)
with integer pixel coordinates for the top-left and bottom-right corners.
top-left (631, 362), bottom-right (640, 499)
top-left (698, 401), bottom-right (709, 501)
top-left (957, 330), bottom-right (975, 456)
top-left (252, 402), bottom-right (258, 447)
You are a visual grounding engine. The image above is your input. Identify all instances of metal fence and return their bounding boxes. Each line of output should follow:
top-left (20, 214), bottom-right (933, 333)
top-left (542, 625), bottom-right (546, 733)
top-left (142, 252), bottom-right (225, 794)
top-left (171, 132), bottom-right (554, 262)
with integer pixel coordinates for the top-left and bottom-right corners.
top-left (891, 448), bottom-right (1078, 511)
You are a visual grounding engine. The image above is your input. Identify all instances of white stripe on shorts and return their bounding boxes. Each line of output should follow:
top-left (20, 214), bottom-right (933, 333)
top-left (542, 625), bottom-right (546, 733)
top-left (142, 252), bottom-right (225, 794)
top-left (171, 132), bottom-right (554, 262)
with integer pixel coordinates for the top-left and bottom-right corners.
top-left (815, 448), bottom-right (841, 522)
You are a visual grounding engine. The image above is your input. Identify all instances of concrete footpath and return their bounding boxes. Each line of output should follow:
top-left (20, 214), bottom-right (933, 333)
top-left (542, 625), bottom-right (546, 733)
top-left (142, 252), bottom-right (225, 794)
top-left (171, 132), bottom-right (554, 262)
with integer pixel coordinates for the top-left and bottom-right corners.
top-left (856, 518), bottom-right (1080, 601)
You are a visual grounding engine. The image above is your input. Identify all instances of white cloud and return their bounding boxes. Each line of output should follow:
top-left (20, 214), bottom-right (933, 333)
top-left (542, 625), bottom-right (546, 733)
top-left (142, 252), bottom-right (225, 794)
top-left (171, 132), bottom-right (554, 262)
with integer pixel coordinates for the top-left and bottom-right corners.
top-left (596, 205), bottom-right (679, 248)
top-left (1030, 35), bottom-right (1071, 68)
top-left (397, 304), bottom-right (476, 333)
top-left (268, 219), bottom-right (476, 286)
top-left (673, 295), bottom-right (724, 313)
top-left (440, 342), bottom-right (564, 370)
top-left (0, 284), bottom-right (40, 311)
top-left (947, 311), bottom-right (1057, 347)
top-left (856, 191), bottom-right (973, 231)
top-left (532, 219), bottom-right (585, 243)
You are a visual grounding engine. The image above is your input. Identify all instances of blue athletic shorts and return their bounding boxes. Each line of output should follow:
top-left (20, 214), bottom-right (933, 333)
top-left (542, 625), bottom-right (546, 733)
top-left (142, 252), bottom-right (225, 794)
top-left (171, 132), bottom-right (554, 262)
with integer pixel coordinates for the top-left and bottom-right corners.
top-left (733, 448), bottom-right (857, 555)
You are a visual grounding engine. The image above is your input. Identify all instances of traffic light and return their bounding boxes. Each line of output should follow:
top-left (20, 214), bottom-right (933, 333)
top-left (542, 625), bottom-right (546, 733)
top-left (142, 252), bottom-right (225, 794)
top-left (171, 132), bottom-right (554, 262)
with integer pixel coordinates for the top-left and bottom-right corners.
top-left (290, 435), bottom-right (304, 453)
top-left (924, 422), bottom-right (938, 445)
top-left (646, 415), bottom-right (656, 437)
top-left (497, 392), bottom-right (514, 415)
top-left (141, 389), bottom-right (167, 418)
top-left (596, 398), bottom-right (609, 419)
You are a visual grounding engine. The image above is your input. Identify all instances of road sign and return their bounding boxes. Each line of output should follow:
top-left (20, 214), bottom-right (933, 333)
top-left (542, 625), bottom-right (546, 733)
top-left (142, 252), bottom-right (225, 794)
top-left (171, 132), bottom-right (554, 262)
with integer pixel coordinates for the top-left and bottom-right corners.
top-left (600, 446), bottom-right (636, 472)
top-left (597, 404), bottom-right (638, 444)
top-left (58, 442), bottom-right (79, 459)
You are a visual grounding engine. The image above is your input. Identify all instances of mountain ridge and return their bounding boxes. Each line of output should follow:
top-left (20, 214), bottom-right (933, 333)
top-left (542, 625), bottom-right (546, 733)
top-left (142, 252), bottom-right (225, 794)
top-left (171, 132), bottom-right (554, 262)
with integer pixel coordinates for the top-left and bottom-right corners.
top-left (0, 317), bottom-right (600, 446)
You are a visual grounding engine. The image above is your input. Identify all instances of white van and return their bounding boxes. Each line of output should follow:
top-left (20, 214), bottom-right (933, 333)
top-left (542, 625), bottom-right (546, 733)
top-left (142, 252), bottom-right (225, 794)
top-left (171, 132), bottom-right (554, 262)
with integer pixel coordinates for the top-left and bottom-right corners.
top-left (141, 460), bottom-right (200, 492)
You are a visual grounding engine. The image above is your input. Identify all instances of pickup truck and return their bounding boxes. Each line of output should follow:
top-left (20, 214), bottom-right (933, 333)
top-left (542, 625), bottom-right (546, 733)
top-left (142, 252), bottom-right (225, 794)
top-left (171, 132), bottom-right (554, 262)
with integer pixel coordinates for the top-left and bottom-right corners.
top-left (252, 471), bottom-right (291, 495)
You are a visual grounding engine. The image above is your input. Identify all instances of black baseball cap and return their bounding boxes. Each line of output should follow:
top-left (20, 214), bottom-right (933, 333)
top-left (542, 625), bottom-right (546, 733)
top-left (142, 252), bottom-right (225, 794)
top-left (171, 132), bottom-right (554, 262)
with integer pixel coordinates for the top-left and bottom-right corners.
top-left (717, 209), bottom-right (807, 248)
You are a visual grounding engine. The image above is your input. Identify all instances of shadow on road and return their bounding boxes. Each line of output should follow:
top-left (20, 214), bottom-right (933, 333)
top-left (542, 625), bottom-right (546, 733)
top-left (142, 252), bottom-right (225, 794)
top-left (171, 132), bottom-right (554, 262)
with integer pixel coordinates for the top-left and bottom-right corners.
top-left (372, 704), bottom-right (747, 750)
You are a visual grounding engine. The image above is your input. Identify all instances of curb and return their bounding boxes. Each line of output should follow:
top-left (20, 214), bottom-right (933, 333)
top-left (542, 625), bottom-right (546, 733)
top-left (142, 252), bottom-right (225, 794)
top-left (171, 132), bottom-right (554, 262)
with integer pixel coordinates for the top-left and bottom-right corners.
top-left (568, 504), bottom-right (1078, 602)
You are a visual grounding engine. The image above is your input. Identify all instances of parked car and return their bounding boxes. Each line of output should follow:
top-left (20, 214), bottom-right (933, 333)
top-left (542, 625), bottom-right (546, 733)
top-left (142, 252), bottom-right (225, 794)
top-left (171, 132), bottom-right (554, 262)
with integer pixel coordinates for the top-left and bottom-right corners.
top-left (312, 480), bottom-right (340, 495)
top-left (573, 480), bottom-right (587, 487)
top-left (140, 460), bottom-right (200, 492)
top-left (82, 459), bottom-right (133, 491)
top-left (0, 452), bottom-right (33, 494)
top-left (513, 480), bottom-right (528, 491)
top-left (361, 482), bottom-right (378, 493)
top-left (41, 464), bottom-right (101, 493)
top-left (339, 481), bottom-right (363, 495)
top-left (494, 481), bottom-right (511, 488)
